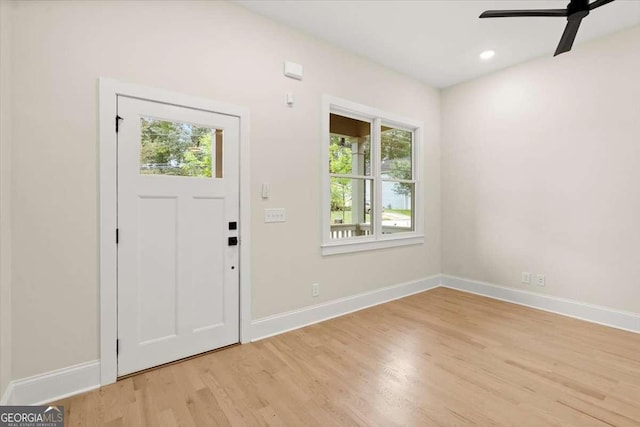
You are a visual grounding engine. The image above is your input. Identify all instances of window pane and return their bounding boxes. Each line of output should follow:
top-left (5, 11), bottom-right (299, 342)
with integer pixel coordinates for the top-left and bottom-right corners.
top-left (330, 177), bottom-right (373, 239)
top-left (381, 126), bottom-right (412, 180)
top-left (140, 117), bottom-right (219, 178)
top-left (329, 113), bottom-right (371, 176)
top-left (382, 181), bottom-right (414, 234)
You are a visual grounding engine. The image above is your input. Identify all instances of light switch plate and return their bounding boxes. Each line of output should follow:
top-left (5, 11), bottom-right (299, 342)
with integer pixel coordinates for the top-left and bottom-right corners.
top-left (264, 208), bottom-right (286, 223)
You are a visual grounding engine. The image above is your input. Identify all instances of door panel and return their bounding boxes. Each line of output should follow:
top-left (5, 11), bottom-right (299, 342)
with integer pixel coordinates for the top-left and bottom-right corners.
top-left (189, 197), bottom-right (225, 330)
top-left (138, 196), bottom-right (178, 344)
top-left (117, 96), bottom-right (239, 376)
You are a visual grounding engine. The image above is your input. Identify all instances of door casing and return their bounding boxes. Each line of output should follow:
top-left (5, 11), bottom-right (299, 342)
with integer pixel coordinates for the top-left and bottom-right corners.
top-left (98, 78), bottom-right (251, 385)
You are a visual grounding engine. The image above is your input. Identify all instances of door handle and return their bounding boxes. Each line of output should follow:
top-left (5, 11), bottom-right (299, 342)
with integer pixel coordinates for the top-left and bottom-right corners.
top-left (228, 237), bottom-right (238, 246)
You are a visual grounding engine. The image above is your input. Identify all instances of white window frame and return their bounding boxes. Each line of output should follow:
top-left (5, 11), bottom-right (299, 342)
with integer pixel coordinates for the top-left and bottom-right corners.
top-left (321, 95), bottom-right (424, 256)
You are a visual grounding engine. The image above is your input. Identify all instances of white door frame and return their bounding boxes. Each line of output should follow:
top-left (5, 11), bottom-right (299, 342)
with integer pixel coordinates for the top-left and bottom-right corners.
top-left (97, 78), bottom-right (251, 386)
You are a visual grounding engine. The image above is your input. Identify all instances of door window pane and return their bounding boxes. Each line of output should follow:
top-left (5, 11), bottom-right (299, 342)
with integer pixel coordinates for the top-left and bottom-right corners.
top-left (330, 178), bottom-right (373, 239)
top-left (329, 114), bottom-right (371, 176)
top-left (381, 181), bottom-right (414, 234)
top-left (381, 126), bottom-right (412, 180)
top-left (140, 117), bottom-right (220, 178)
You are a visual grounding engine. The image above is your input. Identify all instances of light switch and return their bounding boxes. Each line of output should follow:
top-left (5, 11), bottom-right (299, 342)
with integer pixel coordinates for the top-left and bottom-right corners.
top-left (261, 183), bottom-right (270, 199)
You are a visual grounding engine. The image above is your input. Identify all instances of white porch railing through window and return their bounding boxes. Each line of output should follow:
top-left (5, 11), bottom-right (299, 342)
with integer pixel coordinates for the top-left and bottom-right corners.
top-left (329, 223), bottom-right (412, 239)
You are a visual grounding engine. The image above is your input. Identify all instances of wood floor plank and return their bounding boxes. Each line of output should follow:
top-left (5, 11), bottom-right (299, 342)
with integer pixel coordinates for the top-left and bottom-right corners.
top-left (53, 288), bottom-right (640, 426)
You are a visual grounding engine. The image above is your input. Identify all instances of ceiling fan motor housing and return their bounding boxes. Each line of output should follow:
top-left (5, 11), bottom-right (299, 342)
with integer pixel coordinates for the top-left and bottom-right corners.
top-left (568, 0), bottom-right (590, 20)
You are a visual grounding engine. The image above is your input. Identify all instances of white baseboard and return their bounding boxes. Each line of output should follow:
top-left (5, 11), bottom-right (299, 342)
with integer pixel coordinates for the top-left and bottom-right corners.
top-left (2, 274), bottom-right (637, 406)
top-left (250, 275), bottom-right (441, 341)
top-left (1, 360), bottom-right (100, 405)
top-left (441, 275), bottom-right (640, 334)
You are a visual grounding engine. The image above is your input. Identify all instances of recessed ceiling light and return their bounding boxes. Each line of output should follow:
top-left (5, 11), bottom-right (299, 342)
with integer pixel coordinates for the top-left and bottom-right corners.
top-left (480, 50), bottom-right (495, 60)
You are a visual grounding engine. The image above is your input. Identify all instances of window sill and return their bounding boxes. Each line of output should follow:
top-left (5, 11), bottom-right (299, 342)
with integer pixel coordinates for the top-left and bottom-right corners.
top-left (321, 235), bottom-right (425, 256)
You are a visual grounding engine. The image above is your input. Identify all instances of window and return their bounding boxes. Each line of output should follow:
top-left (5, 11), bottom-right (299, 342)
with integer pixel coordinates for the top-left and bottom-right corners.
top-left (322, 96), bottom-right (424, 255)
top-left (139, 117), bottom-right (223, 178)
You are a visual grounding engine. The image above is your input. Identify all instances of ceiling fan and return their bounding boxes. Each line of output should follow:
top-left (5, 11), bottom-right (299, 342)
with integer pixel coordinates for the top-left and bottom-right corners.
top-left (479, 0), bottom-right (616, 56)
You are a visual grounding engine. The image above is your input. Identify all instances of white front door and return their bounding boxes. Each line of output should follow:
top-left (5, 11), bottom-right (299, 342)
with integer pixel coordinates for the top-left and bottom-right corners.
top-left (116, 96), bottom-right (240, 376)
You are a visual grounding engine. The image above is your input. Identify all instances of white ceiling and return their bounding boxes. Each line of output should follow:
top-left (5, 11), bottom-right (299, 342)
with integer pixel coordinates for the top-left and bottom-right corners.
top-left (235, 0), bottom-right (640, 88)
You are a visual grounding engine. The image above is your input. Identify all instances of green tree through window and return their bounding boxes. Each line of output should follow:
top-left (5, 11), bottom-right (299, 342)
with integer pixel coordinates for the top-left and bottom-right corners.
top-left (329, 135), bottom-right (352, 221)
top-left (139, 117), bottom-right (213, 178)
top-left (381, 128), bottom-right (412, 196)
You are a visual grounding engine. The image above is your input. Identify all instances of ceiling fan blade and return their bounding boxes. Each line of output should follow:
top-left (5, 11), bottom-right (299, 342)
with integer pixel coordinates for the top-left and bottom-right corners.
top-left (554, 18), bottom-right (583, 56)
top-left (479, 9), bottom-right (567, 18)
top-left (589, 0), bottom-right (615, 10)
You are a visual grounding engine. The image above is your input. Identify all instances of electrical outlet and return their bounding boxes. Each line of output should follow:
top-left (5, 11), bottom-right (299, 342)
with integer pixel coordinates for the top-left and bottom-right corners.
top-left (521, 272), bottom-right (531, 285)
top-left (535, 274), bottom-right (546, 287)
top-left (312, 283), bottom-right (320, 297)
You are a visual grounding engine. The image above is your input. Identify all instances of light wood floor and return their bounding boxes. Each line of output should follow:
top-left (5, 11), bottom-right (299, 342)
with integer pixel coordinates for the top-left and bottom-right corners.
top-left (54, 288), bottom-right (640, 426)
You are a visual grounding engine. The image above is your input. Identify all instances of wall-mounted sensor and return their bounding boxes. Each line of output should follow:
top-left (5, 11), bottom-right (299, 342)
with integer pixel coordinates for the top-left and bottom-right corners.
top-left (284, 61), bottom-right (303, 80)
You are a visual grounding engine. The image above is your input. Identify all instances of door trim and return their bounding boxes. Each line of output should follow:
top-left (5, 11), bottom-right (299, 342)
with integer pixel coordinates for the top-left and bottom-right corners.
top-left (97, 78), bottom-right (251, 386)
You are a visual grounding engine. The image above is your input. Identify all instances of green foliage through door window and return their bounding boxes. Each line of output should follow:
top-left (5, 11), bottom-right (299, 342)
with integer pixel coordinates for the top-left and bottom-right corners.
top-left (139, 117), bottom-right (214, 178)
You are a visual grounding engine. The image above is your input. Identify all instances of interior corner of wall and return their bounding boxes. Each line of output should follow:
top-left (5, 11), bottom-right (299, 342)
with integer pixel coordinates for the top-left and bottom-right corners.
top-left (0, 0), bottom-right (13, 397)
